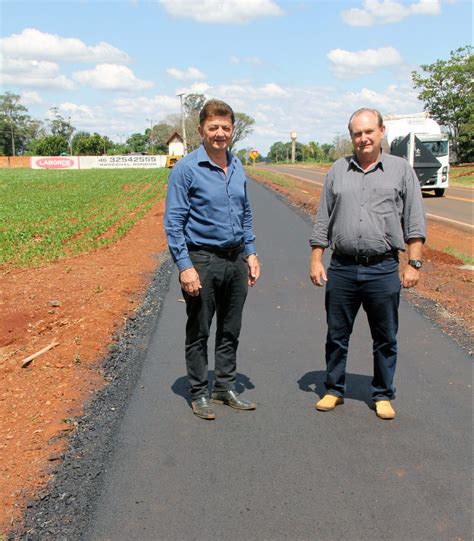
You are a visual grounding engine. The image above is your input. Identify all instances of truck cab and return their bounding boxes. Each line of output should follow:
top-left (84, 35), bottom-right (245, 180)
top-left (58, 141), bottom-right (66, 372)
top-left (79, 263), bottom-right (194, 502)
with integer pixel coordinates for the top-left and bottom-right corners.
top-left (384, 113), bottom-right (449, 197)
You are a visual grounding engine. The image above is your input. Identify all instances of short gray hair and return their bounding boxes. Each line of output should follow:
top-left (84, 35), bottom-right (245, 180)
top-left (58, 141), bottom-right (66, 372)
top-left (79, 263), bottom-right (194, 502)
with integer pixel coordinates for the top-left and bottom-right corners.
top-left (348, 108), bottom-right (384, 133)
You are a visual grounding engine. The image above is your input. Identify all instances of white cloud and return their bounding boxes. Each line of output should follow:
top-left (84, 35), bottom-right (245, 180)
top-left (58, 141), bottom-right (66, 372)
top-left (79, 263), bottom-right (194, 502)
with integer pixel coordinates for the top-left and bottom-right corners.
top-left (344, 85), bottom-right (419, 113)
top-left (176, 82), bottom-right (212, 95)
top-left (0, 57), bottom-right (74, 89)
top-left (160, 0), bottom-right (283, 23)
top-left (0, 28), bottom-right (130, 64)
top-left (229, 56), bottom-right (263, 66)
top-left (260, 83), bottom-right (288, 97)
top-left (113, 94), bottom-right (179, 115)
top-left (327, 47), bottom-right (402, 79)
top-left (166, 67), bottom-right (206, 81)
top-left (72, 64), bottom-right (153, 91)
top-left (21, 91), bottom-right (43, 105)
top-left (341, 0), bottom-right (441, 27)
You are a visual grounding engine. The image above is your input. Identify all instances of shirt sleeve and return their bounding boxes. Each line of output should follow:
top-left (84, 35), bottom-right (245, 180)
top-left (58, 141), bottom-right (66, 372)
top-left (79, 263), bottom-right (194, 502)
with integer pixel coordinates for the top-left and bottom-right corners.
top-left (242, 178), bottom-right (257, 256)
top-left (164, 163), bottom-right (193, 272)
top-left (402, 163), bottom-right (426, 243)
top-left (309, 167), bottom-right (334, 248)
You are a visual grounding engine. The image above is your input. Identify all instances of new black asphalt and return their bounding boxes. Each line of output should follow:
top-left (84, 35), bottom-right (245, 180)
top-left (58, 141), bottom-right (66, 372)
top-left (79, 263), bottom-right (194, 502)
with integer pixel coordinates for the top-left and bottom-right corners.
top-left (14, 180), bottom-right (472, 540)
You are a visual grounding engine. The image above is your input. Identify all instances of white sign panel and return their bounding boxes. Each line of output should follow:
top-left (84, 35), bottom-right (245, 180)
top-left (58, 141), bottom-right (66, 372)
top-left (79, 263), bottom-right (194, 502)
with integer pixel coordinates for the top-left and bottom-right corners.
top-left (79, 155), bottom-right (167, 169)
top-left (31, 156), bottom-right (79, 170)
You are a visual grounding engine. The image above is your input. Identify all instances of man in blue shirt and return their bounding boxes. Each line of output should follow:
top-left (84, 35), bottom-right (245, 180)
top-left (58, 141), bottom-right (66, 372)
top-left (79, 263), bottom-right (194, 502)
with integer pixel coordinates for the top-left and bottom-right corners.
top-left (165, 99), bottom-right (260, 420)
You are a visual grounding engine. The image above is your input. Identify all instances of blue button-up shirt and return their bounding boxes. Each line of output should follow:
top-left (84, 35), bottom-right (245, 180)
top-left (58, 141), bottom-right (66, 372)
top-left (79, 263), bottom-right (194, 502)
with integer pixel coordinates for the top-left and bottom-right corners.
top-left (164, 145), bottom-right (256, 271)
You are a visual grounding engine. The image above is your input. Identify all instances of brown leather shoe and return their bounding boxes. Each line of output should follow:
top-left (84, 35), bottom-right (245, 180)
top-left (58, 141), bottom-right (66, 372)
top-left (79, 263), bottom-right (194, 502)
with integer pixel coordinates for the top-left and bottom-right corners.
top-left (315, 394), bottom-right (344, 411)
top-left (211, 390), bottom-right (256, 410)
top-left (191, 397), bottom-right (216, 420)
top-left (374, 400), bottom-right (395, 420)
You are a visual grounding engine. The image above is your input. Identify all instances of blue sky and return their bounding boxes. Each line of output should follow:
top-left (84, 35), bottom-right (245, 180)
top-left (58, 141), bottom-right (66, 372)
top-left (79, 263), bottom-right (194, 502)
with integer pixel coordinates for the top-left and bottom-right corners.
top-left (0, 0), bottom-right (471, 154)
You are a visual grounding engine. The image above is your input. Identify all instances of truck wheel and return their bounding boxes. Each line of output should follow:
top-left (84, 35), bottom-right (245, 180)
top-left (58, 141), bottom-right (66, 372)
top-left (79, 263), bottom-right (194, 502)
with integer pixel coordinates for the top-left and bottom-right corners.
top-left (434, 188), bottom-right (445, 197)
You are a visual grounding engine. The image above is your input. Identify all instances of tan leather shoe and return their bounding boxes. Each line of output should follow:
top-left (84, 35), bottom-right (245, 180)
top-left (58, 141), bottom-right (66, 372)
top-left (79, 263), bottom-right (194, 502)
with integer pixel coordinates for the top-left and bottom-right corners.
top-left (315, 394), bottom-right (344, 411)
top-left (374, 400), bottom-right (395, 420)
top-left (191, 397), bottom-right (216, 420)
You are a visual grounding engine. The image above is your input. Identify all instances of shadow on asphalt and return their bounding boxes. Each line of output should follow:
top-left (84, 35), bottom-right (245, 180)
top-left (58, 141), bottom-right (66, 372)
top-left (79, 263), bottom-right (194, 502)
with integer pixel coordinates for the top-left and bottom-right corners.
top-left (298, 370), bottom-right (373, 406)
top-left (171, 370), bottom-right (256, 404)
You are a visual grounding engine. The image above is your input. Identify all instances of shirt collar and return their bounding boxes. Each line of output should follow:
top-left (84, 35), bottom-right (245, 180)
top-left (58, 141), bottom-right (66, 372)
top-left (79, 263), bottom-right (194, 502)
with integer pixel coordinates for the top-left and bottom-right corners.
top-left (197, 144), bottom-right (235, 169)
top-left (348, 150), bottom-right (385, 172)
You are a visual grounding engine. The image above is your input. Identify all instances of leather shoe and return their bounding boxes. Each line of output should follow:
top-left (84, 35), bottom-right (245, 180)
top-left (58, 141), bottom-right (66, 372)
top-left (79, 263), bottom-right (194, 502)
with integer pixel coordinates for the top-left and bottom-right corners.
top-left (191, 397), bottom-right (216, 420)
top-left (315, 394), bottom-right (344, 411)
top-left (374, 400), bottom-right (395, 420)
top-left (211, 390), bottom-right (256, 410)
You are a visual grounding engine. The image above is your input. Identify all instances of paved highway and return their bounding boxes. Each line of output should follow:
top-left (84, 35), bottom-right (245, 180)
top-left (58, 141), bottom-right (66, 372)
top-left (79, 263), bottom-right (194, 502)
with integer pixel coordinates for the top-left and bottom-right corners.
top-left (87, 180), bottom-right (471, 540)
top-left (263, 164), bottom-right (473, 231)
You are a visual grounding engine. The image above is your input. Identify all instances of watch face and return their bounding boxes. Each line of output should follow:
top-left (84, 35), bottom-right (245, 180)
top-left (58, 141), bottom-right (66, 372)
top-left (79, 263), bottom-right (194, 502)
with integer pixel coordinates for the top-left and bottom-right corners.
top-left (410, 260), bottom-right (422, 269)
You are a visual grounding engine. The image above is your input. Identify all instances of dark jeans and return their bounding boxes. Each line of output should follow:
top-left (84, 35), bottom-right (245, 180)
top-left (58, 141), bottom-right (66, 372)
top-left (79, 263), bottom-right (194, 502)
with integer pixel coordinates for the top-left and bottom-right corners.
top-left (183, 248), bottom-right (248, 399)
top-left (324, 254), bottom-right (401, 401)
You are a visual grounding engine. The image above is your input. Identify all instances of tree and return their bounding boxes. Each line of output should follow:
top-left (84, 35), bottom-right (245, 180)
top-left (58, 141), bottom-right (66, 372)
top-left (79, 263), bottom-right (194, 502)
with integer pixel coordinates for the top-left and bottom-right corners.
top-left (0, 92), bottom-right (35, 155)
top-left (184, 93), bottom-right (206, 116)
top-left (329, 134), bottom-right (352, 161)
top-left (320, 144), bottom-right (334, 161)
top-left (307, 141), bottom-right (323, 161)
top-left (126, 133), bottom-right (148, 153)
top-left (146, 122), bottom-right (173, 154)
top-left (29, 135), bottom-right (68, 156)
top-left (412, 46), bottom-right (473, 163)
top-left (230, 112), bottom-right (255, 150)
top-left (72, 132), bottom-right (112, 155)
top-left (267, 141), bottom-right (289, 163)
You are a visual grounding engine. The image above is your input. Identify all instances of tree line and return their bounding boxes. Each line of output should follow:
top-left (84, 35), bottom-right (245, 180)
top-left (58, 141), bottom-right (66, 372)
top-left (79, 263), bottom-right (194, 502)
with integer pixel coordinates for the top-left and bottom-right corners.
top-left (0, 46), bottom-right (472, 162)
top-left (0, 92), bottom-right (255, 158)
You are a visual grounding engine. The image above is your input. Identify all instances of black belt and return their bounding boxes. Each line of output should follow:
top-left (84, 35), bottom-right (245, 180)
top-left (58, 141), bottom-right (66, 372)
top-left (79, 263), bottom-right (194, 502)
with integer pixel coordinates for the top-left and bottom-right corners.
top-left (334, 251), bottom-right (398, 265)
top-left (188, 243), bottom-right (243, 257)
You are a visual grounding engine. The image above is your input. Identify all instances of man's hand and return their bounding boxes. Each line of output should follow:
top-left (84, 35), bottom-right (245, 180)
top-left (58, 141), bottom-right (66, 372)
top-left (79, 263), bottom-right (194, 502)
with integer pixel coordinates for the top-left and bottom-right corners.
top-left (310, 247), bottom-right (327, 287)
top-left (402, 265), bottom-right (419, 288)
top-left (247, 254), bottom-right (260, 287)
top-left (179, 267), bottom-right (202, 296)
top-left (403, 238), bottom-right (423, 288)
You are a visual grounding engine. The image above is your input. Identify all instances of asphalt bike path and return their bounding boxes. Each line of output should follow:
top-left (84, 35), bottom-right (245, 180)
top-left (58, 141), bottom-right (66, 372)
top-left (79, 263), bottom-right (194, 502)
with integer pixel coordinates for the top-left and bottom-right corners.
top-left (87, 180), bottom-right (471, 540)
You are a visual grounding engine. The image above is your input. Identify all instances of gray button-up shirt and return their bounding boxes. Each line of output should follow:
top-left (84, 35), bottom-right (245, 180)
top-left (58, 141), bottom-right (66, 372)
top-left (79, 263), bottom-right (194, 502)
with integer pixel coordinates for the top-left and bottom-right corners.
top-left (309, 152), bottom-right (426, 255)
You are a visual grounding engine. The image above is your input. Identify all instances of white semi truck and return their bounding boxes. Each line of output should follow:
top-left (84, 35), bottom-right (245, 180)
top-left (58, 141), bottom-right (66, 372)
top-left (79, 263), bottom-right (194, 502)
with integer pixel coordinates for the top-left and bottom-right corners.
top-left (383, 113), bottom-right (449, 197)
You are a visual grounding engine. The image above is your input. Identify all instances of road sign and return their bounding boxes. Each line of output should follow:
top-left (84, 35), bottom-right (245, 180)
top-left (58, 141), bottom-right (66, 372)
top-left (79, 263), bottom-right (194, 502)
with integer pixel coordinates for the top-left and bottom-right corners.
top-left (250, 150), bottom-right (259, 160)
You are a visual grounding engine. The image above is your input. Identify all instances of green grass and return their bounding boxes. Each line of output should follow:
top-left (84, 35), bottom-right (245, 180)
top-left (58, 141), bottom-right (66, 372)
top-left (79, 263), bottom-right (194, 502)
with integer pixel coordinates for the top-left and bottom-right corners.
top-left (444, 246), bottom-right (474, 266)
top-left (449, 166), bottom-right (474, 187)
top-left (245, 167), bottom-right (294, 188)
top-left (0, 168), bottom-right (169, 267)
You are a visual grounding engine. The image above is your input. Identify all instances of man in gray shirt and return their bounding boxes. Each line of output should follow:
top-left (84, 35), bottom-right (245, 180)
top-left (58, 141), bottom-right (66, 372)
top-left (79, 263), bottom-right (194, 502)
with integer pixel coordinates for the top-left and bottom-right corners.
top-left (309, 108), bottom-right (426, 420)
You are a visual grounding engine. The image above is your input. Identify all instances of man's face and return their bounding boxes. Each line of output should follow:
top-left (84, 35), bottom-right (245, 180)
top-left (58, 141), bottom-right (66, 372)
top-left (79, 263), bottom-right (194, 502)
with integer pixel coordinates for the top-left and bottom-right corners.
top-left (349, 112), bottom-right (385, 161)
top-left (198, 114), bottom-right (234, 152)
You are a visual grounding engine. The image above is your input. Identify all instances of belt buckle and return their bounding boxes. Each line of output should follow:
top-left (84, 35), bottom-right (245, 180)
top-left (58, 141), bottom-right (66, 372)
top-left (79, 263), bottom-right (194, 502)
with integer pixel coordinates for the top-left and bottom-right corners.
top-left (354, 255), bottom-right (370, 264)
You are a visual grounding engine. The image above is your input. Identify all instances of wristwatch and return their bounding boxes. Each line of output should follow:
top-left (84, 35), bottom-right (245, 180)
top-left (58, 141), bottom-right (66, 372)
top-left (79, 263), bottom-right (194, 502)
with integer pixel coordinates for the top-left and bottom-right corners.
top-left (408, 259), bottom-right (423, 269)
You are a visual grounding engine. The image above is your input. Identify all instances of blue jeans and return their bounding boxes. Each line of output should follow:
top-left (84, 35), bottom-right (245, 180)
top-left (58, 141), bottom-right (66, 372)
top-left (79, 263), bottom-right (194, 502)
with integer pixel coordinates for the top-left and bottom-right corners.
top-left (324, 254), bottom-right (401, 401)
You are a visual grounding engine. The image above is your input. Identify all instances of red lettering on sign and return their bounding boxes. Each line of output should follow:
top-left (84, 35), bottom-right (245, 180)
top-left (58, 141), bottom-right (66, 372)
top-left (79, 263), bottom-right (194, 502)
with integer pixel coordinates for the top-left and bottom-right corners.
top-left (36, 158), bottom-right (75, 169)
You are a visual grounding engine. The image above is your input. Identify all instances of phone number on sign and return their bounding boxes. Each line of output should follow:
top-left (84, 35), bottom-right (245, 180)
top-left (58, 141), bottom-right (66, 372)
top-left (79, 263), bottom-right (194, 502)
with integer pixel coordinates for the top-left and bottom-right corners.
top-left (99, 156), bottom-right (159, 163)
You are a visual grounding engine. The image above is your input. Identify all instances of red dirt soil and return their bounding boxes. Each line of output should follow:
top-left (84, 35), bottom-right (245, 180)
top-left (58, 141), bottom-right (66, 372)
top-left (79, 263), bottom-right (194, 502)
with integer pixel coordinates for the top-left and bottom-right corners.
top-left (0, 180), bottom-right (472, 535)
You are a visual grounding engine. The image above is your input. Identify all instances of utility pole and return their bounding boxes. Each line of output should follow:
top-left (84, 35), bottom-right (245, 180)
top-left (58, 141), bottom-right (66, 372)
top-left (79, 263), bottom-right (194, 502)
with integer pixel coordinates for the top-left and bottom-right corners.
top-left (177, 93), bottom-right (188, 155)
top-left (146, 118), bottom-right (154, 153)
top-left (290, 131), bottom-right (297, 164)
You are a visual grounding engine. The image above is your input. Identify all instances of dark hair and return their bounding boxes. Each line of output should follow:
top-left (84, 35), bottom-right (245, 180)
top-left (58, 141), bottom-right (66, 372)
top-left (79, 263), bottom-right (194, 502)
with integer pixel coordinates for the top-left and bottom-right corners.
top-left (199, 99), bottom-right (235, 125)
top-left (348, 108), bottom-right (384, 133)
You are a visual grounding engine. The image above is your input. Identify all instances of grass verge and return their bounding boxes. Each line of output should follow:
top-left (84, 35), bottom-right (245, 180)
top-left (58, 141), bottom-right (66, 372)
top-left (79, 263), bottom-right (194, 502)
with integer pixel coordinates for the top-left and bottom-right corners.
top-left (0, 168), bottom-right (168, 267)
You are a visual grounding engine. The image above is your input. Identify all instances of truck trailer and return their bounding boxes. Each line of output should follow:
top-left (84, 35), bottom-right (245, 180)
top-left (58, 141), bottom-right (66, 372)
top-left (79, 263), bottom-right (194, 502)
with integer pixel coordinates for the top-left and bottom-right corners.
top-left (383, 113), bottom-right (449, 197)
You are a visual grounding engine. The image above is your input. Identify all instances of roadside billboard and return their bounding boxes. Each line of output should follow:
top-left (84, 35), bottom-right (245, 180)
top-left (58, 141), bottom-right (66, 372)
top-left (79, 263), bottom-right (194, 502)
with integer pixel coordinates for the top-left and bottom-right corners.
top-left (31, 156), bottom-right (79, 170)
top-left (79, 155), bottom-right (167, 169)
